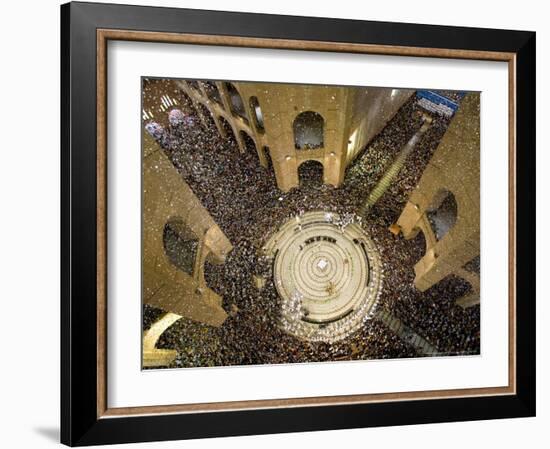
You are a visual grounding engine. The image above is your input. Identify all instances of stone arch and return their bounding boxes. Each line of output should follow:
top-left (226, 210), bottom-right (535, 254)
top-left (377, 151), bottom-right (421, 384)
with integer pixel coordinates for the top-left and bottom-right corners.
top-left (202, 80), bottom-right (223, 105)
top-left (218, 116), bottom-right (238, 147)
top-left (142, 312), bottom-right (182, 368)
top-left (223, 82), bottom-right (248, 123)
top-left (426, 189), bottom-right (458, 241)
top-left (197, 103), bottom-right (216, 129)
top-left (293, 111), bottom-right (324, 150)
top-left (249, 96), bottom-right (265, 133)
top-left (298, 159), bottom-right (324, 186)
top-left (143, 150), bottom-right (232, 327)
top-left (239, 130), bottom-right (257, 153)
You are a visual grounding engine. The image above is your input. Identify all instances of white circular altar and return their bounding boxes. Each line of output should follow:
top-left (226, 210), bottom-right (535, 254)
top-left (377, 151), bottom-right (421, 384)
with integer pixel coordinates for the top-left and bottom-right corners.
top-left (263, 211), bottom-right (383, 342)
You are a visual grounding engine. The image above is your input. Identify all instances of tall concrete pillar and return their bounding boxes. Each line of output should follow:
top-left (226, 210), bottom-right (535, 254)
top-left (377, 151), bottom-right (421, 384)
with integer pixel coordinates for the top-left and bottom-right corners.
top-left (143, 140), bottom-right (233, 326)
top-left (396, 94), bottom-right (480, 292)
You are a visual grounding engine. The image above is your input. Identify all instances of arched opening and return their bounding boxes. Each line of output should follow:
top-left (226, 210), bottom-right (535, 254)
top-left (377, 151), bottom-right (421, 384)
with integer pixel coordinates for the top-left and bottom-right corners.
top-left (411, 228), bottom-right (428, 264)
top-left (163, 218), bottom-right (199, 276)
top-left (223, 82), bottom-right (248, 123)
top-left (218, 116), bottom-right (237, 148)
top-left (202, 81), bottom-right (223, 106)
top-left (427, 189), bottom-right (458, 241)
top-left (249, 96), bottom-right (265, 133)
top-left (239, 131), bottom-right (259, 162)
top-left (239, 131), bottom-right (257, 154)
top-left (298, 160), bottom-right (324, 186)
top-left (198, 103), bottom-right (216, 129)
top-left (293, 111), bottom-right (324, 150)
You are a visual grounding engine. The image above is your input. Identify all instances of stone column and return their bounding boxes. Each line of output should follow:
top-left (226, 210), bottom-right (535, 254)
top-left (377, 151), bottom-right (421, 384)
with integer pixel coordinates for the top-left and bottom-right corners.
top-left (396, 94), bottom-right (480, 292)
top-left (143, 145), bottom-right (233, 326)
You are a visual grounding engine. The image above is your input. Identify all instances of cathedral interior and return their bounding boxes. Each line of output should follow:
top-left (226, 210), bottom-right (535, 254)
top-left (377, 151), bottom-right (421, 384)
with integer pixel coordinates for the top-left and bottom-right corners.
top-left (141, 78), bottom-right (481, 369)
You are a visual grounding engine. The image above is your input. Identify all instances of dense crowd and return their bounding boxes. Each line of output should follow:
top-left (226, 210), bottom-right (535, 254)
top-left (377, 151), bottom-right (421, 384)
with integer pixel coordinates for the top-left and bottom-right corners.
top-left (143, 91), bottom-right (480, 368)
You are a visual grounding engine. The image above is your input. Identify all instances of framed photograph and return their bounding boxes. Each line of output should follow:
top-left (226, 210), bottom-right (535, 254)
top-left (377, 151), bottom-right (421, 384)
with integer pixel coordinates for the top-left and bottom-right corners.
top-left (61, 1), bottom-right (536, 446)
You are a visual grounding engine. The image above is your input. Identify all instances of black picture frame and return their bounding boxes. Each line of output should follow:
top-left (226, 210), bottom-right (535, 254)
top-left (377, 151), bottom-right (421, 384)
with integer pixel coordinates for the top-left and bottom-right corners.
top-left (61, 1), bottom-right (536, 446)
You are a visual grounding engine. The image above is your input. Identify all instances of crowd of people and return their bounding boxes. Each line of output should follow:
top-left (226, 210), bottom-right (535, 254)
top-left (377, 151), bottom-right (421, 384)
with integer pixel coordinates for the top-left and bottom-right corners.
top-left (142, 89), bottom-right (480, 368)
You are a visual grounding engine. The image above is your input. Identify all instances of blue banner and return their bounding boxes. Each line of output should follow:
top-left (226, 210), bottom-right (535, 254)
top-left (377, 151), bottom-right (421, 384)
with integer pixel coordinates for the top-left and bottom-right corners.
top-left (416, 90), bottom-right (465, 117)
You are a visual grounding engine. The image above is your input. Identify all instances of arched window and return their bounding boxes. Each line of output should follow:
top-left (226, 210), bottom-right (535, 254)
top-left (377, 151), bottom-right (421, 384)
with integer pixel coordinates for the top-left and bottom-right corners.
top-left (293, 111), bottom-right (324, 150)
top-left (298, 160), bottom-right (324, 186)
top-left (223, 82), bottom-right (248, 123)
top-left (249, 96), bottom-right (265, 133)
top-left (202, 81), bottom-right (222, 105)
top-left (427, 190), bottom-right (458, 241)
top-left (198, 103), bottom-right (216, 129)
top-left (218, 116), bottom-right (237, 148)
top-left (163, 218), bottom-right (198, 276)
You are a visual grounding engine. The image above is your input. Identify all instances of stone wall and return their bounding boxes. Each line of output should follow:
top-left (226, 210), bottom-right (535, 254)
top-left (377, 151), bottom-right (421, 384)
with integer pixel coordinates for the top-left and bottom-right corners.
top-left (177, 80), bottom-right (412, 191)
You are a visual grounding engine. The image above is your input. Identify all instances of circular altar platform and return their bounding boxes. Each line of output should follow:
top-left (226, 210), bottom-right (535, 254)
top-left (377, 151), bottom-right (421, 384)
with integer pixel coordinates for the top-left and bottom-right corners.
top-left (263, 211), bottom-right (383, 342)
